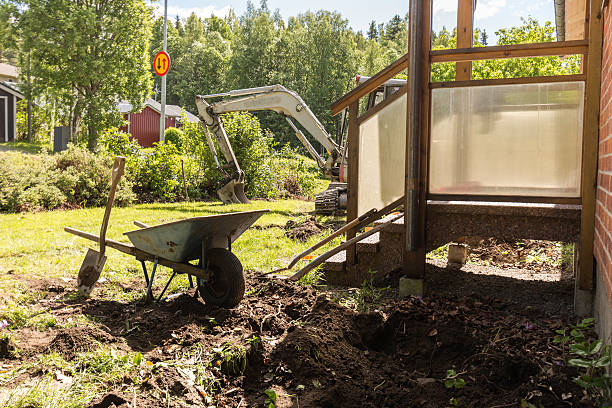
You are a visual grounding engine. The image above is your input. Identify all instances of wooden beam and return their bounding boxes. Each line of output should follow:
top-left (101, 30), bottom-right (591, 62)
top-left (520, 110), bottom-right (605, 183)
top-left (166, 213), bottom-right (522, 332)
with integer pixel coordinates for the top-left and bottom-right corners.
top-left (579, 0), bottom-right (603, 291)
top-left (430, 40), bottom-right (589, 63)
top-left (346, 101), bottom-right (360, 265)
top-left (403, 0), bottom-right (432, 279)
top-left (331, 53), bottom-right (409, 116)
top-left (456, 0), bottom-right (474, 81)
top-left (427, 194), bottom-right (582, 205)
top-left (430, 74), bottom-right (587, 89)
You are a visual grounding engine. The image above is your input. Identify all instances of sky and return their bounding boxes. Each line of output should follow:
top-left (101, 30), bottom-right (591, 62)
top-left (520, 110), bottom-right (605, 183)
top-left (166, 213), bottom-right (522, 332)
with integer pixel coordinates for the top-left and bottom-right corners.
top-left (154, 0), bottom-right (557, 42)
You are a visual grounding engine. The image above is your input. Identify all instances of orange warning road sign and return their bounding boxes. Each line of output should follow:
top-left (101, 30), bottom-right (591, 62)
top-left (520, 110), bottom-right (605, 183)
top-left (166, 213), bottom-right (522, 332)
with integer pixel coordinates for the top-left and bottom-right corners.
top-left (153, 51), bottom-right (170, 77)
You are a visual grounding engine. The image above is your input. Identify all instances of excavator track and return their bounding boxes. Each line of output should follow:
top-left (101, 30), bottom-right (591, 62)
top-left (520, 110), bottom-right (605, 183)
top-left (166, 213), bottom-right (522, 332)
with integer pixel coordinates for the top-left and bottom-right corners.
top-left (315, 183), bottom-right (347, 215)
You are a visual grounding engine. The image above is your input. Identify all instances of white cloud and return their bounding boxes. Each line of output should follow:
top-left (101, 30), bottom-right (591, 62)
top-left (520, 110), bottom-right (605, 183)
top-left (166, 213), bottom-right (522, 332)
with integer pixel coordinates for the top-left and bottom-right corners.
top-left (474, 0), bottom-right (507, 19)
top-left (433, 0), bottom-right (458, 13)
top-left (154, 4), bottom-right (232, 20)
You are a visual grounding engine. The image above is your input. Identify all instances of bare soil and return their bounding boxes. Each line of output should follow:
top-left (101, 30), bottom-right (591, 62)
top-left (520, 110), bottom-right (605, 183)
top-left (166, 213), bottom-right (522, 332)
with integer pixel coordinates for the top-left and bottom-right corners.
top-left (285, 217), bottom-right (325, 241)
top-left (1, 261), bottom-right (596, 407)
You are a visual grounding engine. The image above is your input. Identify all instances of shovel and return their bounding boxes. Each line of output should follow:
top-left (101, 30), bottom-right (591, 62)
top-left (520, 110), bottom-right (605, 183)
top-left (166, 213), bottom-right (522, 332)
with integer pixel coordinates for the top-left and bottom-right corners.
top-left (77, 156), bottom-right (126, 295)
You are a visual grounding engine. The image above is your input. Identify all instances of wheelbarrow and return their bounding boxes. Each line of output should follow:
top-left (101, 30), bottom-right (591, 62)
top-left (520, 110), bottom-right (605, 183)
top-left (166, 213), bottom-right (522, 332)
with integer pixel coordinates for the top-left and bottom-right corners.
top-left (65, 209), bottom-right (268, 308)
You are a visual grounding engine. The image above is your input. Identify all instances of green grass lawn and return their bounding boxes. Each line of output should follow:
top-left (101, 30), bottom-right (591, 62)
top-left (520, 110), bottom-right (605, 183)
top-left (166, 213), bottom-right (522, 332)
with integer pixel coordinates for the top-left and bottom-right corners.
top-left (0, 199), bottom-right (340, 305)
top-left (0, 141), bottom-right (53, 154)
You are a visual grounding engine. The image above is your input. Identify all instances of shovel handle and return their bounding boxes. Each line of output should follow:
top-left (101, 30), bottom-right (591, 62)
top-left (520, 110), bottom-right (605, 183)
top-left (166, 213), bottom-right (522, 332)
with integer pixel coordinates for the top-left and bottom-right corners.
top-left (99, 156), bottom-right (126, 257)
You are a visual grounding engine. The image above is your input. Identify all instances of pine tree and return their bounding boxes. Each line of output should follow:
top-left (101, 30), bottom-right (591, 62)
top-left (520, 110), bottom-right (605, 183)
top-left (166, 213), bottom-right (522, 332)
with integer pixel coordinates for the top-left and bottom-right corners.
top-left (367, 20), bottom-right (378, 40)
top-left (480, 29), bottom-right (489, 46)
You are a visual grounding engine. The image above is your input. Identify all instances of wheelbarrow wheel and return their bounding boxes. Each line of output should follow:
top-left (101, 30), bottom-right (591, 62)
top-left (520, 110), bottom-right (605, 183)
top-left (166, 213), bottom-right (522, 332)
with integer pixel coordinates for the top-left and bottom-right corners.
top-left (198, 248), bottom-right (245, 308)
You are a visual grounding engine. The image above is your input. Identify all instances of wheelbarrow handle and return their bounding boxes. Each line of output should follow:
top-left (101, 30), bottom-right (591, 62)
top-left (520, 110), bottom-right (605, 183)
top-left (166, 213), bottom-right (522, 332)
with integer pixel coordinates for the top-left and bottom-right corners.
top-left (99, 156), bottom-right (125, 259)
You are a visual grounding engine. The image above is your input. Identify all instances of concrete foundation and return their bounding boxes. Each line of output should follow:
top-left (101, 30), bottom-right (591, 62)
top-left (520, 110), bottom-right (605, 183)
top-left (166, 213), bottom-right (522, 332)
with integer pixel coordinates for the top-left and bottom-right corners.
top-left (399, 277), bottom-right (424, 297)
top-left (594, 265), bottom-right (612, 346)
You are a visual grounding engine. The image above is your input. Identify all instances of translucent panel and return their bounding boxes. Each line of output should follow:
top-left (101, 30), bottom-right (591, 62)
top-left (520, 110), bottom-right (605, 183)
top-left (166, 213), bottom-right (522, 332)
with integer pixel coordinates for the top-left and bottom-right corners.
top-left (357, 92), bottom-right (407, 215)
top-left (430, 82), bottom-right (584, 197)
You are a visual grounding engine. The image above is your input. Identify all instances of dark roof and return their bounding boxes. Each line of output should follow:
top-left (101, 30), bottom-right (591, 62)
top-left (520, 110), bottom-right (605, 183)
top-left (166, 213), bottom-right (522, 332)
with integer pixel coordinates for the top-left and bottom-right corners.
top-left (118, 98), bottom-right (199, 123)
top-left (0, 82), bottom-right (24, 99)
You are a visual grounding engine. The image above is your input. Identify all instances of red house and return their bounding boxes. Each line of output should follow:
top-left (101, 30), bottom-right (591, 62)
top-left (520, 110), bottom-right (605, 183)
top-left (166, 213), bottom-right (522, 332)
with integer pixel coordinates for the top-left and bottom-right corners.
top-left (118, 98), bottom-right (199, 147)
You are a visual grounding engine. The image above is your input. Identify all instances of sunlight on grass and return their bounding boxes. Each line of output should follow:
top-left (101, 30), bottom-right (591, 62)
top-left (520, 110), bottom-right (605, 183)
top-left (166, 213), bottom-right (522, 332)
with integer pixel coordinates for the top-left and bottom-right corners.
top-left (0, 199), bottom-right (343, 305)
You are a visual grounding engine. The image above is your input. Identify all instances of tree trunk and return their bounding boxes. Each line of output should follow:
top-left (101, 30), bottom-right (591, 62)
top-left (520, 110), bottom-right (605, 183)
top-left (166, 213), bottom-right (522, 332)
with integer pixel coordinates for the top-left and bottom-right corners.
top-left (87, 123), bottom-right (97, 151)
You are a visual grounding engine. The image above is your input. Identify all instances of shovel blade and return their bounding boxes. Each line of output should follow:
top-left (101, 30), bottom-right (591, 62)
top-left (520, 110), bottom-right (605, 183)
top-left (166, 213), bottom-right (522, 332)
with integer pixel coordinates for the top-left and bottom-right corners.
top-left (77, 248), bottom-right (106, 296)
top-left (217, 180), bottom-right (251, 204)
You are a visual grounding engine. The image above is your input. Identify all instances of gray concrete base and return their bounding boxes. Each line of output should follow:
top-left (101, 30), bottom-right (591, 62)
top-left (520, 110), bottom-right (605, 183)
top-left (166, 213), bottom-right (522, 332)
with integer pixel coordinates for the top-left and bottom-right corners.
top-left (594, 265), bottom-right (612, 346)
top-left (574, 286), bottom-right (594, 317)
top-left (399, 277), bottom-right (423, 297)
top-left (448, 243), bottom-right (468, 265)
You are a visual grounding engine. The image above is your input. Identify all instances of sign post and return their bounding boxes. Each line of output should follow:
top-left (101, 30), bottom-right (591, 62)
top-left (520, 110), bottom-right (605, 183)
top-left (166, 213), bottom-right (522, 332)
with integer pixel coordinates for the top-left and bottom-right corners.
top-left (158, 0), bottom-right (169, 143)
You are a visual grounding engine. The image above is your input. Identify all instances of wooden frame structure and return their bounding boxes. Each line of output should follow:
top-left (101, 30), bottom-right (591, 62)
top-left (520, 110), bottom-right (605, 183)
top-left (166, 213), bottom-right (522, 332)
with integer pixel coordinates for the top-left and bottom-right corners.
top-left (330, 0), bottom-right (603, 289)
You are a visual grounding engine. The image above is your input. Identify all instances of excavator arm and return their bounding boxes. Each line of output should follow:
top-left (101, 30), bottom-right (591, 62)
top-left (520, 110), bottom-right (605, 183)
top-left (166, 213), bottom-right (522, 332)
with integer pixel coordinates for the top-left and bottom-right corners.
top-left (195, 85), bottom-right (344, 204)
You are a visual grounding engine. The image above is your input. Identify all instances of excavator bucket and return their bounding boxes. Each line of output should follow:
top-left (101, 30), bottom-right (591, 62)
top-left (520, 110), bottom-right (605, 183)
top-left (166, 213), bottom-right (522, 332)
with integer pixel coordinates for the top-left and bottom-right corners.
top-left (218, 180), bottom-right (251, 204)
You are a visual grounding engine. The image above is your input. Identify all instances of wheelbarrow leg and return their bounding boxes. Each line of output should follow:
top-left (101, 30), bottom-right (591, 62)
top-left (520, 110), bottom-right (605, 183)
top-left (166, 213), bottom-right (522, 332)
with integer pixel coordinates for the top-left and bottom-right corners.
top-left (146, 257), bottom-right (158, 302)
top-left (157, 271), bottom-right (177, 303)
top-left (141, 260), bottom-right (149, 286)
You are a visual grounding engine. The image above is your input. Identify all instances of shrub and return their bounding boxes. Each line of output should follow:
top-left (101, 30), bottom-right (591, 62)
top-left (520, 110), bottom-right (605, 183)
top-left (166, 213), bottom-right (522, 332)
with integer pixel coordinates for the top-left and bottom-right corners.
top-left (99, 129), bottom-right (141, 157)
top-left (181, 112), bottom-right (321, 199)
top-left (126, 142), bottom-right (183, 200)
top-left (164, 127), bottom-right (184, 151)
top-left (0, 146), bottom-right (135, 213)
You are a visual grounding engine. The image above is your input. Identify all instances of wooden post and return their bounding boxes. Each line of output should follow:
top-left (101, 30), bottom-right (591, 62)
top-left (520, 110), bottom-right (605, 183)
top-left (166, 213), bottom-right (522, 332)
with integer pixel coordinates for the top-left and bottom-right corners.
top-left (404, 0), bottom-right (432, 278)
top-left (456, 0), bottom-right (474, 81)
top-left (346, 101), bottom-right (360, 265)
top-left (579, 0), bottom-right (603, 290)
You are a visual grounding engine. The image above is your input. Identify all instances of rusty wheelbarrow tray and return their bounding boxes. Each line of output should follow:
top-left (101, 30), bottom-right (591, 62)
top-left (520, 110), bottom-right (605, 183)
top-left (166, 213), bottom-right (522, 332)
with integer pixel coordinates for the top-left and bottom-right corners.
top-left (65, 209), bottom-right (268, 307)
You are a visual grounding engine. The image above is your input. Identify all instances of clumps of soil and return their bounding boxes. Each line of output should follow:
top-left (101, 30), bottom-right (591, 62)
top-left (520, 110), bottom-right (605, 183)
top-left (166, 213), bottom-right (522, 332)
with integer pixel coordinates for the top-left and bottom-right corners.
top-left (7, 273), bottom-right (594, 407)
top-left (285, 216), bottom-right (324, 241)
top-left (0, 335), bottom-right (15, 358)
top-left (459, 237), bottom-right (570, 273)
top-left (87, 393), bottom-right (129, 408)
top-left (283, 175), bottom-right (302, 196)
top-left (48, 326), bottom-right (115, 359)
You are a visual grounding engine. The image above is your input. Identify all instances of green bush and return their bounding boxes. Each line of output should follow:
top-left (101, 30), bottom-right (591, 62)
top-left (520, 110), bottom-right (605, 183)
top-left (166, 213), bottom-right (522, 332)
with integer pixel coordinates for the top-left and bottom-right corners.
top-left (99, 129), bottom-right (141, 157)
top-left (126, 142), bottom-right (183, 200)
top-left (164, 127), bottom-right (184, 151)
top-left (0, 146), bottom-right (135, 213)
top-left (181, 112), bottom-right (321, 199)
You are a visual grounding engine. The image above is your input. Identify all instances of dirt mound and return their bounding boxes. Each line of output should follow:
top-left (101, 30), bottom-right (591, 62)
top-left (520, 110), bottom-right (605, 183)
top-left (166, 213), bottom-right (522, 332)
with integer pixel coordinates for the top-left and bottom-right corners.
top-left (285, 216), bottom-right (324, 241)
top-left (48, 326), bottom-right (115, 359)
top-left (7, 272), bottom-right (594, 407)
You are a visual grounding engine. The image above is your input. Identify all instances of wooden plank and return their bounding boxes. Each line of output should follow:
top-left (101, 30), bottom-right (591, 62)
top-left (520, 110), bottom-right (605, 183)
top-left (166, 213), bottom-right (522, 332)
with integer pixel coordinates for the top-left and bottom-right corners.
top-left (403, 0), bottom-right (432, 279)
top-left (578, 0), bottom-right (603, 291)
top-left (456, 0), bottom-right (474, 81)
top-left (346, 101), bottom-right (360, 265)
top-left (427, 194), bottom-right (582, 205)
top-left (430, 40), bottom-right (589, 63)
top-left (430, 74), bottom-right (586, 89)
top-left (290, 214), bottom-right (404, 281)
top-left (331, 53), bottom-right (409, 116)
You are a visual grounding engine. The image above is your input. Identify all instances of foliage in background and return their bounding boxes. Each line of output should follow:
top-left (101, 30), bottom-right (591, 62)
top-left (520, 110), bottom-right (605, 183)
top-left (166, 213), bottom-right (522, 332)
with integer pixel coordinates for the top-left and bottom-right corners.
top-left (164, 127), bottom-right (184, 151)
top-left (93, 112), bottom-right (322, 206)
top-left (0, 147), bottom-right (134, 213)
top-left (14, 0), bottom-right (153, 149)
top-left (15, 99), bottom-right (51, 143)
top-left (431, 18), bottom-right (581, 82)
